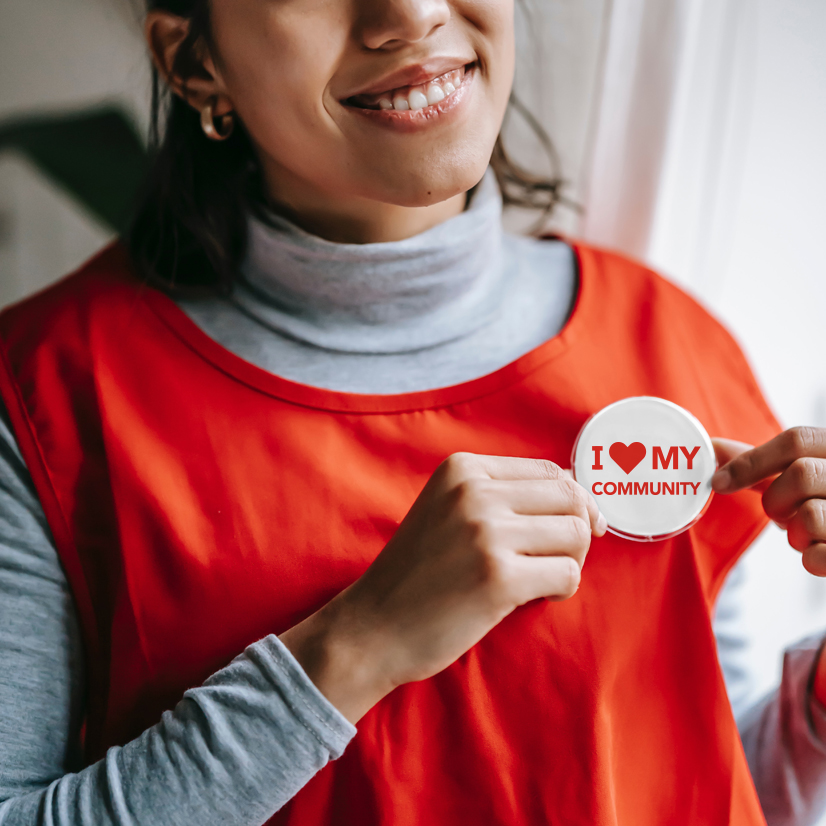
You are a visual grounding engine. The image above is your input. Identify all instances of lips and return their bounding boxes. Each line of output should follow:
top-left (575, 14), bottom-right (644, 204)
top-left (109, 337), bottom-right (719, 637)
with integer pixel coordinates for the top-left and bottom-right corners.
top-left (345, 65), bottom-right (471, 112)
top-left (342, 57), bottom-right (476, 104)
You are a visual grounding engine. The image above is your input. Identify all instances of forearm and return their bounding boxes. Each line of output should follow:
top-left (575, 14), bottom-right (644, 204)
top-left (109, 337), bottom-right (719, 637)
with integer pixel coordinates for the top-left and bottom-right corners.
top-left (0, 401), bottom-right (356, 826)
top-left (0, 633), bottom-right (355, 826)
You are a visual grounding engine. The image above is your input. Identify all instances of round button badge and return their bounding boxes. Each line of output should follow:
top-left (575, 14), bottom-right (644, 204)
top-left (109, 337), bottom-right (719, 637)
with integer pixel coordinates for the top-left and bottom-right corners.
top-left (571, 396), bottom-right (716, 541)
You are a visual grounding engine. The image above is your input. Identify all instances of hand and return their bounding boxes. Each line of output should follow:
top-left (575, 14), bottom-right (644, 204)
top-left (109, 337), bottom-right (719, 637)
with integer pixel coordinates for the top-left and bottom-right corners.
top-left (280, 452), bottom-right (607, 723)
top-left (711, 427), bottom-right (826, 576)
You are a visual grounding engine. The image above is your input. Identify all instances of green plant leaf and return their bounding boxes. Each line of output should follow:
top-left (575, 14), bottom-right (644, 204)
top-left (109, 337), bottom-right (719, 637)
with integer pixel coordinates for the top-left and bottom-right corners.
top-left (0, 105), bottom-right (149, 234)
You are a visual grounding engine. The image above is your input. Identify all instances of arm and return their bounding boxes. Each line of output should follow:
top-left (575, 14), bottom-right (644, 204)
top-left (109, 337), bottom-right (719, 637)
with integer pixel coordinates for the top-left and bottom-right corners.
top-left (713, 429), bottom-right (826, 826)
top-left (714, 558), bottom-right (826, 826)
top-left (0, 402), bottom-right (356, 826)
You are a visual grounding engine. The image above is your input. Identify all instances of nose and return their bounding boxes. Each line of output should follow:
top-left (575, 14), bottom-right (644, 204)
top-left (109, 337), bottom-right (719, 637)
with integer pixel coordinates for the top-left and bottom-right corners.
top-left (357, 0), bottom-right (451, 51)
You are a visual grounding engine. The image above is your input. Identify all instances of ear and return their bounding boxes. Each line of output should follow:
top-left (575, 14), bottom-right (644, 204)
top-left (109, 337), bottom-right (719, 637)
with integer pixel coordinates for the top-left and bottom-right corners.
top-left (144, 10), bottom-right (234, 117)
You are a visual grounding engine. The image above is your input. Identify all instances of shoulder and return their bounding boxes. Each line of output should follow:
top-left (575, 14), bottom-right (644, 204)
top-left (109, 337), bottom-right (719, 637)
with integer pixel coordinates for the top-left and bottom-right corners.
top-left (0, 241), bottom-right (144, 360)
top-left (571, 240), bottom-right (782, 442)
top-left (573, 239), bottom-right (756, 378)
top-left (575, 241), bottom-right (732, 345)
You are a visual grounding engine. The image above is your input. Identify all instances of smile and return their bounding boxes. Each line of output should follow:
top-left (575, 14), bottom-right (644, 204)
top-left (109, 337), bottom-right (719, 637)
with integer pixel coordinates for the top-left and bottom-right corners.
top-left (342, 63), bottom-right (476, 126)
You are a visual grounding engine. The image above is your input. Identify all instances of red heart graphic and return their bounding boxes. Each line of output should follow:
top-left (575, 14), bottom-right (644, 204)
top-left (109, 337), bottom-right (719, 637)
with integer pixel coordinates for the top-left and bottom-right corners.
top-left (609, 442), bottom-right (647, 475)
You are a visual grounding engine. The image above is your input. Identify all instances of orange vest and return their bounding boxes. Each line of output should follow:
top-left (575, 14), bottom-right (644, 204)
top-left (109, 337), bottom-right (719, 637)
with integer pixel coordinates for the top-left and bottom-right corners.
top-left (0, 241), bottom-right (780, 825)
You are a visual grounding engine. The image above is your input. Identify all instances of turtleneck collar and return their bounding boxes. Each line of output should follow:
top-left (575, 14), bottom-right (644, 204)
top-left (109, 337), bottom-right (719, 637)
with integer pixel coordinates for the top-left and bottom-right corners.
top-left (232, 167), bottom-right (506, 354)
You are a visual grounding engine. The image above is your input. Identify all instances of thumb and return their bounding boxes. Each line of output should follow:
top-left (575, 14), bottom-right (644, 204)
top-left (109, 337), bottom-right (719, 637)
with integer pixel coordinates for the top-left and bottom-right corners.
top-left (711, 438), bottom-right (774, 494)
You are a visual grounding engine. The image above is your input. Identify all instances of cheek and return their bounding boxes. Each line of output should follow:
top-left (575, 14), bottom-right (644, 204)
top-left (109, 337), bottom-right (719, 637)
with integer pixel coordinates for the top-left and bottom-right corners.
top-left (464, 0), bottom-right (515, 65)
top-left (210, 2), bottom-right (345, 155)
top-left (462, 0), bottom-right (516, 114)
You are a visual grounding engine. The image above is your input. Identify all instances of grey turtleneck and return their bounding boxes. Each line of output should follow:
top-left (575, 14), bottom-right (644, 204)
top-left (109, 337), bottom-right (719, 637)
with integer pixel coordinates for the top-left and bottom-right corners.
top-left (178, 168), bottom-right (577, 392)
top-left (0, 168), bottom-right (825, 826)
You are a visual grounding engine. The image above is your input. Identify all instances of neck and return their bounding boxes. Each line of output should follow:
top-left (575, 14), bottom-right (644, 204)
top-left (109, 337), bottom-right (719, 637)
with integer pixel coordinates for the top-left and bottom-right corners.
top-left (259, 160), bottom-right (470, 245)
top-left (233, 166), bottom-right (506, 354)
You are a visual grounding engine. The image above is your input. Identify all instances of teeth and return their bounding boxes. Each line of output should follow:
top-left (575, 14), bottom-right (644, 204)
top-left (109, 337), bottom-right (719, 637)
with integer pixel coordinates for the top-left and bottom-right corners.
top-left (350, 65), bottom-right (470, 112)
top-left (426, 85), bottom-right (446, 105)
top-left (408, 90), bottom-right (428, 110)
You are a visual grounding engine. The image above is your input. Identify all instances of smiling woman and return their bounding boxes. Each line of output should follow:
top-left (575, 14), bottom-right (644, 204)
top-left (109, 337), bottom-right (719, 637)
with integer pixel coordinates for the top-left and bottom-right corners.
top-left (2, 1), bottom-right (826, 826)
top-left (130, 0), bottom-right (559, 290)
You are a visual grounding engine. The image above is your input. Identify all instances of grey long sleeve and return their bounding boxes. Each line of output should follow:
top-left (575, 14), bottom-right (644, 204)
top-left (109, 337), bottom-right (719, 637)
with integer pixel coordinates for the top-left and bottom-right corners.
top-left (0, 403), bottom-right (356, 826)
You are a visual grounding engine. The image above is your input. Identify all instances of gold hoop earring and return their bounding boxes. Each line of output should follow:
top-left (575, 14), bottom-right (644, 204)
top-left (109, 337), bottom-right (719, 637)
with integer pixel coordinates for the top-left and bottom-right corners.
top-left (200, 100), bottom-right (235, 141)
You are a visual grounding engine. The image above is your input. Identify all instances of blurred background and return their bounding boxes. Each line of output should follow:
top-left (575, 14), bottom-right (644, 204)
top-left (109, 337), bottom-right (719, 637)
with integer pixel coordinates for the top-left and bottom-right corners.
top-left (1, 0), bottom-right (825, 742)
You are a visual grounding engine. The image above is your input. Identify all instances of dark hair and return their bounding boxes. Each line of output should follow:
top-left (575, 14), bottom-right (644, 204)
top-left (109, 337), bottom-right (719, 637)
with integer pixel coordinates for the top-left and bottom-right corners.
top-left (128, 0), bottom-right (567, 294)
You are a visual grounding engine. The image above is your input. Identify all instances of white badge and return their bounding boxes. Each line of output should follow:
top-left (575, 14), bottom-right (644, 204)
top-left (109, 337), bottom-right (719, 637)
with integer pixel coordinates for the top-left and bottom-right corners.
top-left (571, 396), bottom-right (716, 541)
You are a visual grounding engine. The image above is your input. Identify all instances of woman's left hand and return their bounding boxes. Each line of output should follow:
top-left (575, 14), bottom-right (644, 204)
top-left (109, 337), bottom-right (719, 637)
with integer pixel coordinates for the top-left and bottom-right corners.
top-left (712, 427), bottom-right (826, 576)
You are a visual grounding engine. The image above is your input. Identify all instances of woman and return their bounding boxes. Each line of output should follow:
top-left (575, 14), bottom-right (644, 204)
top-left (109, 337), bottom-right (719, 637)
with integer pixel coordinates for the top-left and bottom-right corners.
top-left (1, 0), bottom-right (826, 824)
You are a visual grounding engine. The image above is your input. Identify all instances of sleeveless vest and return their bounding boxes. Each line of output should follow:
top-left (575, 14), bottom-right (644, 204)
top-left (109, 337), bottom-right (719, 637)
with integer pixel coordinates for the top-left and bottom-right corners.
top-left (0, 241), bottom-right (780, 825)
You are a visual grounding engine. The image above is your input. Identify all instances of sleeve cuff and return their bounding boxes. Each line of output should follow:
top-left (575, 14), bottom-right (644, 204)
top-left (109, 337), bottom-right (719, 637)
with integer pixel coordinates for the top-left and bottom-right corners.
top-left (253, 634), bottom-right (358, 759)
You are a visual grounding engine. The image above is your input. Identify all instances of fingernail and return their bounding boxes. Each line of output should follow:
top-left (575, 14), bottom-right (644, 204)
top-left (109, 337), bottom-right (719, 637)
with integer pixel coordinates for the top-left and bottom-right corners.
top-left (712, 468), bottom-right (732, 492)
top-left (597, 512), bottom-right (608, 533)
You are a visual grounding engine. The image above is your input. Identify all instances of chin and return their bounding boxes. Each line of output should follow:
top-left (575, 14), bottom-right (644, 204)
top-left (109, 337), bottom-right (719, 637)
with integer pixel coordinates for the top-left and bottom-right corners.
top-left (358, 150), bottom-right (493, 208)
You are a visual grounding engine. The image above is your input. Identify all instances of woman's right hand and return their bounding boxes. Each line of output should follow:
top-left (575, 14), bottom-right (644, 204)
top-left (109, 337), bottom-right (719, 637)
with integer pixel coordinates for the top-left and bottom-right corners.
top-left (279, 452), bottom-right (607, 723)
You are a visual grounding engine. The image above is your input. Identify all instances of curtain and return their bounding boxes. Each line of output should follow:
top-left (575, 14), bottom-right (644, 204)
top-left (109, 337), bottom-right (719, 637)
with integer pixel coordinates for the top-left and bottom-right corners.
top-left (577, 0), bottom-right (758, 303)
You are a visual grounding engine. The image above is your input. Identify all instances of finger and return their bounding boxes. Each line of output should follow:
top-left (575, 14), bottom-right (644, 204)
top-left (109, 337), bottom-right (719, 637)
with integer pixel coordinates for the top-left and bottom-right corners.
top-left (712, 438), bottom-right (755, 468)
top-left (778, 496), bottom-right (826, 552)
top-left (508, 553), bottom-right (582, 604)
top-left (445, 452), bottom-right (567, 483)
top-left (761, 458), bottom-right (826, 523)
top-left (712, 427), bottom-right (826, 493)
top-left (711, 439), bottom-right (777, 493)
top-left (491, 478), bottom-right (606, 535)
top-left (802, 544), bottom-right (826, 577)
top-left (499, 514), bottom-right (593, 565)
top-left (477, 454), bottom-right (568, 482)
top-left (711, 439), bottom-right (776, 493)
